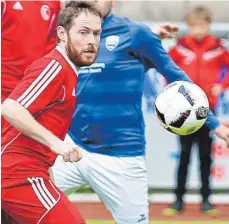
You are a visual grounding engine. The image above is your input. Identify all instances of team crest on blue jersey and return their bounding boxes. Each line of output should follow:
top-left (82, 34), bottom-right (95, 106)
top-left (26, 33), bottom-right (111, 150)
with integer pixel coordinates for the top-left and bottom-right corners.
top-left (105, 35), bottom-right (120, 51)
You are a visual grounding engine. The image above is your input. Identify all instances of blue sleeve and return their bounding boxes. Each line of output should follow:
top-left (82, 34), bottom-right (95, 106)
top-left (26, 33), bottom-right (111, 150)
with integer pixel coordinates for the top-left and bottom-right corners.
top-left (130, 23), bottom-right (220, 130)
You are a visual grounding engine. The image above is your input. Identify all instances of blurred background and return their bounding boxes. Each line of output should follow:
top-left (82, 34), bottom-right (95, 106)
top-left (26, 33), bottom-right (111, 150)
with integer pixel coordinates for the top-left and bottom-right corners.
top-left (114, 1), bottom-right (229, 38)
top-left (115, 1), bottom-right (229, 22)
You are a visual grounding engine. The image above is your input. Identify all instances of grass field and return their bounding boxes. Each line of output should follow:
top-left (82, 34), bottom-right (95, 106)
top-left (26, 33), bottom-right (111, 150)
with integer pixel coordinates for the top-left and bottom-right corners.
top-left (87, 221), bottom-right (229, 224)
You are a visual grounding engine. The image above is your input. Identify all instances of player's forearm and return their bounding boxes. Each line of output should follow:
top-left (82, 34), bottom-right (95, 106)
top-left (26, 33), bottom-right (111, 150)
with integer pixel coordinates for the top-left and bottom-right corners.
top-left (2, 99), bottom-right (61, 149)
top-left (206, 110), bottom-right (220, 130)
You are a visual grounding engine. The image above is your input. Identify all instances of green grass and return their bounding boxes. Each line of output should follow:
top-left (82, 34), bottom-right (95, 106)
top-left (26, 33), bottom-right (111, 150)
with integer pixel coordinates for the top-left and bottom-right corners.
top-left (67, 186), bottom-right (229, 194)
top-left (87, 221), bottom-right (229, 224)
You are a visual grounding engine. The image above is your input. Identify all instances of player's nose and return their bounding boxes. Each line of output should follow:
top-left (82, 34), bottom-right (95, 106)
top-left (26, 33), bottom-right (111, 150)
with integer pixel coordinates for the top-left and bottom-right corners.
top-left (87, 33), bottom-right (97, 45)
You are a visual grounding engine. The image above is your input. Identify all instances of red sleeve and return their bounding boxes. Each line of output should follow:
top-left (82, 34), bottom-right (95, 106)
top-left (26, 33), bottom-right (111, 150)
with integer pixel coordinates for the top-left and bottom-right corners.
top-left (8, 58), bottom-right (63, 115)
top-left (219, 47), bottom-right (229, 90)
top-left (169, 46), bottom-right (183, 64)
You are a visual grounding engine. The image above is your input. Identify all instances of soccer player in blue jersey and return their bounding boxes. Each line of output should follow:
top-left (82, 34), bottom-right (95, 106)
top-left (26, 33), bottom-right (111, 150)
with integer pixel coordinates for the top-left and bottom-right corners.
top-left (52, 1), bottom-right (229, 223)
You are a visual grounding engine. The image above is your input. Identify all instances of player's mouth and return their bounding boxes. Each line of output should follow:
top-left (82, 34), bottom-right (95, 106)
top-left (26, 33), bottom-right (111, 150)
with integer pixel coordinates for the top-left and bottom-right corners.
top-left (83, 50), bottom-right (96, 56)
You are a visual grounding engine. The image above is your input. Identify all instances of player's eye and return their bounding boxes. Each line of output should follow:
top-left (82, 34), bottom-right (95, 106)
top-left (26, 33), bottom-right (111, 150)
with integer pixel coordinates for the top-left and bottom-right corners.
top-left (93, 31), bottom-right (101, 38)
top-left (79, 30), bottom-right (89, 36)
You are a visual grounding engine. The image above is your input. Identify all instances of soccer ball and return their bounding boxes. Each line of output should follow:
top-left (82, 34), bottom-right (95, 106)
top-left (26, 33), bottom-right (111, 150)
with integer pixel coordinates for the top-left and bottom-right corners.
top-left (154, 81), bottom-right (209, 135)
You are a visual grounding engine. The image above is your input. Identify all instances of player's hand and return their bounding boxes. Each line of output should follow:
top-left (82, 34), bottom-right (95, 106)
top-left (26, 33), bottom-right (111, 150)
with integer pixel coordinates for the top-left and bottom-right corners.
top-left (62, 145), bottom-right (83, 162)
top-left (156, 22), bottom-right (179, 39)
top-left (50, 141), bottom-right (82, 162)
top-left (214, 124), bottom-right (229, 147)
top-left (211, 84), bottom-right (223, 97)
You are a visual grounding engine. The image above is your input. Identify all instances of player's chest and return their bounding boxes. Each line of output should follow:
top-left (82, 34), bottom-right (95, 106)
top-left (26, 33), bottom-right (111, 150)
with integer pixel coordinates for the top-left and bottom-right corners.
top-left (96, 28), bottom-right (133, 64)
top-left (55, 76), bottom-right (77, 114)
top-left (178, 45), bottom-right (223, 65)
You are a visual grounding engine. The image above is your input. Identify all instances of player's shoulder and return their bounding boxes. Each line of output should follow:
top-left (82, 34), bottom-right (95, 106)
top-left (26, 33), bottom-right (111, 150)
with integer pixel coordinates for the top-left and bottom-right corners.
top-left (176, 36), bottom-right (188, 46)
top-left (110, 14), bottom-right (151, 34)
top-left (26, 49), bottom-right (64, 75)
top-left (209, 35), bottom-right (226, 49)
top-left (107, 14), bottom-right (128, 24)
top-left (198, 35), bottom-right (221, 47)
top-left (202, 35), bottom-right (226, 50)
top-left (122, 16), bottom-right (151, 34)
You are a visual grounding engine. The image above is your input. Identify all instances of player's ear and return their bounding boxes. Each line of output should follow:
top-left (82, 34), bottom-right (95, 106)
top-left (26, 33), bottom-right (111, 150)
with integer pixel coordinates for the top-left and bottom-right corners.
top-left (57, 26), bottom-right (67, 43)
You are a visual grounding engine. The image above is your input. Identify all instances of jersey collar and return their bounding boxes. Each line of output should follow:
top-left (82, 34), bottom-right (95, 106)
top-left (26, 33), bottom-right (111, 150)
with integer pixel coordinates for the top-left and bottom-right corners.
top-left (56, 45), bottom-right (78, 76)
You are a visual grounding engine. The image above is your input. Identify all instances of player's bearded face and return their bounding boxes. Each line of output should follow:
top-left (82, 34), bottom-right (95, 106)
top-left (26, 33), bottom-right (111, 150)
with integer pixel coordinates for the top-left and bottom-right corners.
top-left (65, 13), bottom-right (101, 67)
top-left (66, 34), bottom-right (98, 67)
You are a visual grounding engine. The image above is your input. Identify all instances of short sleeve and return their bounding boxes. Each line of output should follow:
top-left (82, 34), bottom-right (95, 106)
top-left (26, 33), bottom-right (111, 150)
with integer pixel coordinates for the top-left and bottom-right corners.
top-left (9, 58), bottom-right (63, 115)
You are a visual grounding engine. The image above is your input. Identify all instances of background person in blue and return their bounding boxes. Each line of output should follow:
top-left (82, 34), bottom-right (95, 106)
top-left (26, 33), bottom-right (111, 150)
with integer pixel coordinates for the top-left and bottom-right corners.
top-left (52, 1), bottom-right (229, 223)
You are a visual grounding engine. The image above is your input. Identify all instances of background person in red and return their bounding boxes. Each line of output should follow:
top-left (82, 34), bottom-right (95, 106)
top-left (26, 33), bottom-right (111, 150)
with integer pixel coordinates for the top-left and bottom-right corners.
top-left (164, 5), bottom-right (229, 216)
top-left (1, 1), bottom-right (102, 223)
top-left (1, 0), bottom-right (61, 128)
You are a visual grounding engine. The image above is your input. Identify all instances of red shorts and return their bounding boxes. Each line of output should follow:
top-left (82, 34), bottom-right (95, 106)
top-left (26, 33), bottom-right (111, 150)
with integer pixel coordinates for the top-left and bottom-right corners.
top-left (2, 177), bottom-right (85, 224)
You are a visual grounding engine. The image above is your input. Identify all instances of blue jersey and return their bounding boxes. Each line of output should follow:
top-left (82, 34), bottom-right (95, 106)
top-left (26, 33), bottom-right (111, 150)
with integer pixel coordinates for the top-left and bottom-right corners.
top-left (69, 14), bottom-right (220, 157)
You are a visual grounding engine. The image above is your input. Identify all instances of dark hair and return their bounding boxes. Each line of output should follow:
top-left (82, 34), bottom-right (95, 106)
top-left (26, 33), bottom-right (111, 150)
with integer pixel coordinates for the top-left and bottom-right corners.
top-left (57, 1), bottom-right (103, 42)
top-left (185, 5), bottom-right (212, 23)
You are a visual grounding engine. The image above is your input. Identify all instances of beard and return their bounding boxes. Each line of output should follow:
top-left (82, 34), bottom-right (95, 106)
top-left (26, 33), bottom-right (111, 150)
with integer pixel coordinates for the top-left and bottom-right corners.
top-left (66, 35), bottom-right (98, 67)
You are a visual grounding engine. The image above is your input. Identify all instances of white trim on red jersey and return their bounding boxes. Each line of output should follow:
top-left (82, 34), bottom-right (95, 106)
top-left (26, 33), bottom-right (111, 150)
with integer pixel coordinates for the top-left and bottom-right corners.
top-left (56, 45), bottom-right (78, 76)
top-left (17, 59), bottom-right (62, 108)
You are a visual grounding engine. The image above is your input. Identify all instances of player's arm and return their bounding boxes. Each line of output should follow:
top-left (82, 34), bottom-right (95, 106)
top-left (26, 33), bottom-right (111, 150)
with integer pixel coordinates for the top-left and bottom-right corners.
top-left (2, 99), bottom-right (70, 155)
top-left (1, 59), bottom-right (81, 162)
top-left (130, 24), bottom-right (229, 145)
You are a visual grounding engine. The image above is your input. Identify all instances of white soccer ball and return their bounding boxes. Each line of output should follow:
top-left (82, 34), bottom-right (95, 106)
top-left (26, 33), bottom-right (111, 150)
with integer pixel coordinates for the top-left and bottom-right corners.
top-left (154, 81), bottom-right (209, 135)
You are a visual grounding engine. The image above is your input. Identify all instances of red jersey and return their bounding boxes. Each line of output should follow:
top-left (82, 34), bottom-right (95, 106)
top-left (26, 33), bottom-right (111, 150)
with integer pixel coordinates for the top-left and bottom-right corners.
top-left (1, 0), bottom-right (61, 100)
top-left (1, 47), bottom-right (78, 184)
top-left (169, 35), bottom-right (229, 108)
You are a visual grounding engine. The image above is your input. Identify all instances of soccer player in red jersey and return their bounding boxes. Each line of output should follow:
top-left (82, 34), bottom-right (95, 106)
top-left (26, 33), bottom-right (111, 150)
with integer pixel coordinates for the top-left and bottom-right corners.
top-left (1, 2), bottom-right (102, 223)
top-left (1, 0), bottom-right (61, 128)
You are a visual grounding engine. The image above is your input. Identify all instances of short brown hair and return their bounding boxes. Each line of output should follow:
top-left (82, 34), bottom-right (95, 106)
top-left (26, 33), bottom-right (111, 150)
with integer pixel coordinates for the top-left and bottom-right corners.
top-left (185, 5), bottom-right (212, 23)
top-left (57, 1), bottom-right (103, 42)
